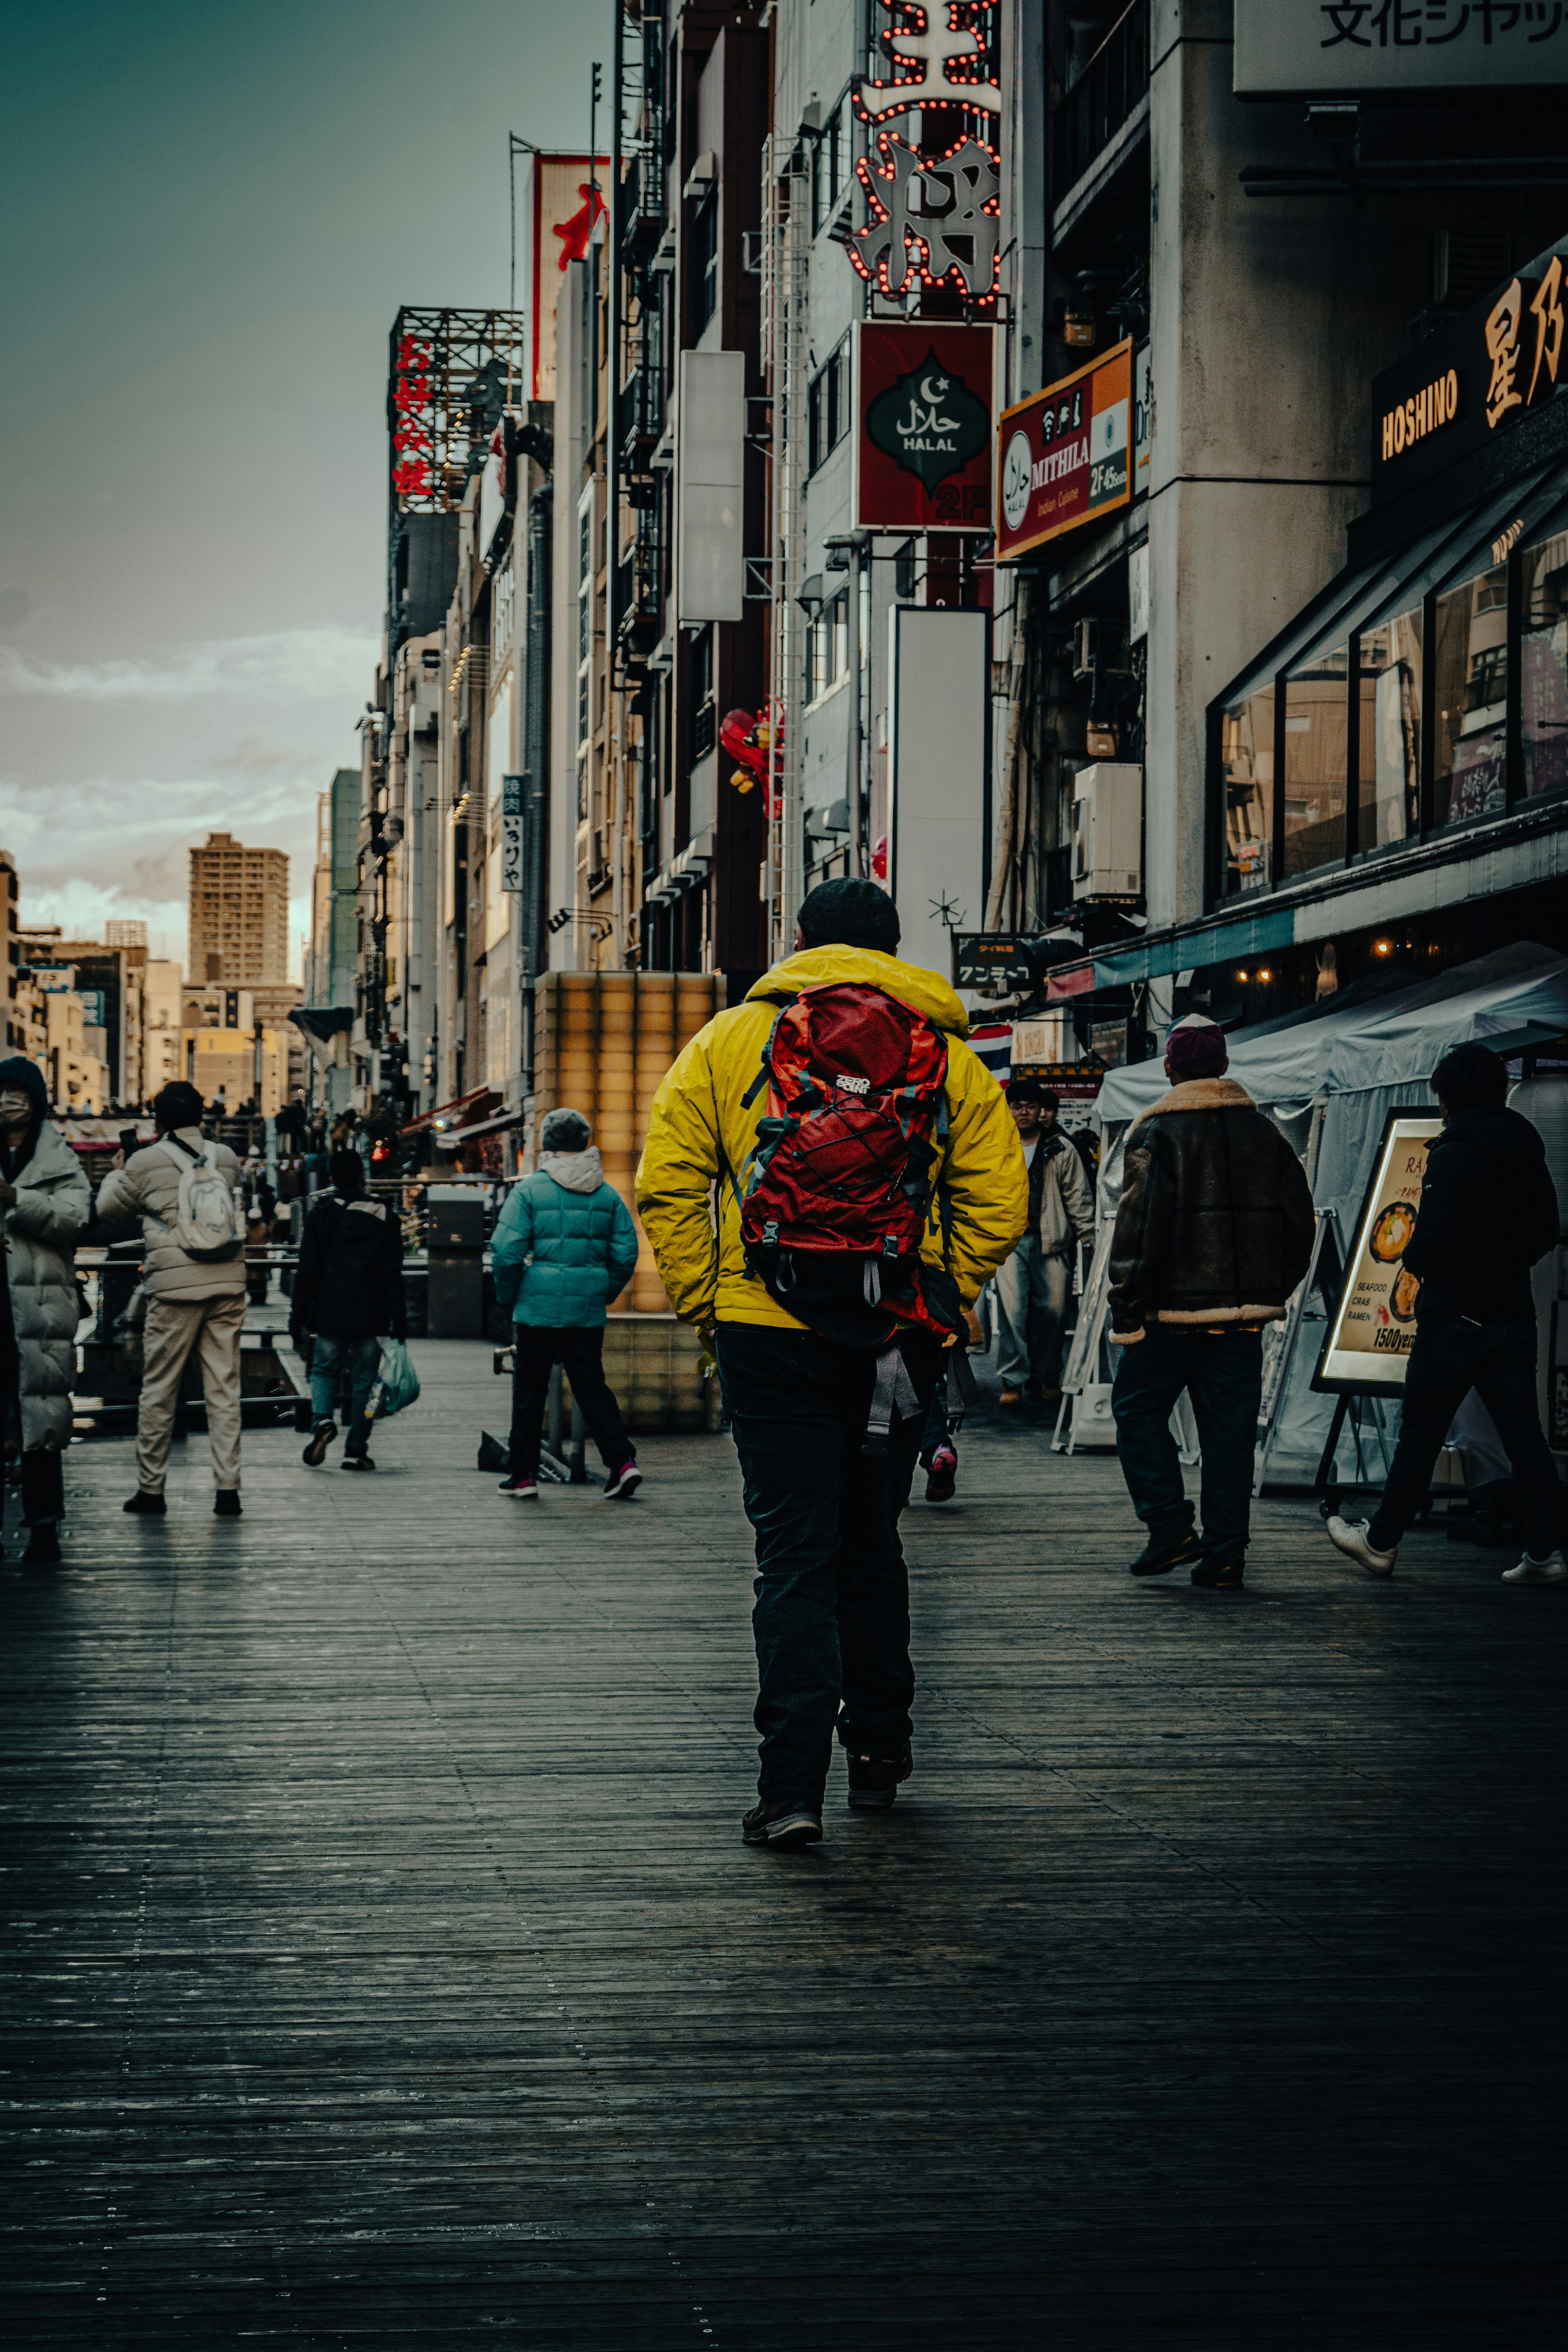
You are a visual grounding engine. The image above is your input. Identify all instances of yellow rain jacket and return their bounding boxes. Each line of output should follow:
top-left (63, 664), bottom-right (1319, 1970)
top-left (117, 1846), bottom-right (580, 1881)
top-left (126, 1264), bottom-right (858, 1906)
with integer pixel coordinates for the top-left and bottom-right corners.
top-left (635, 945), bottom-right (1029, 1330)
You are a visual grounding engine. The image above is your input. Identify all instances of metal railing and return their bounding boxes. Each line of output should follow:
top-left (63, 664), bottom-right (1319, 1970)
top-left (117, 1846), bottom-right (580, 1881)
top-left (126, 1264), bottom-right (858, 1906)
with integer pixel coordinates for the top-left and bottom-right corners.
top-left (1052, 0), bottom-right (1150, 207)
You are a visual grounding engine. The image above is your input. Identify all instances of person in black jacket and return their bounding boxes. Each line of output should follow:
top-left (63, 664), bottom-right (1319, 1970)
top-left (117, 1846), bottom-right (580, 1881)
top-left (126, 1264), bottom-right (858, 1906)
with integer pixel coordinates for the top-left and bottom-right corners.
top-left (1109, 1016), bottom-right (1316, 1590)
top-left (1329, 1042), bottom-right (1564, 1584)
top-left (290, 1150), bottom-right (405, 1472)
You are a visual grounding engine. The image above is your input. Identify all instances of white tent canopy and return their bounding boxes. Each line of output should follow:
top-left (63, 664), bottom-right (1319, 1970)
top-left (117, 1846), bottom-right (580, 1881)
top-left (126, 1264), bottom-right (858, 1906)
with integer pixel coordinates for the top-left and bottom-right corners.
top-left (1091, 941), bottom-right (1568, 1483)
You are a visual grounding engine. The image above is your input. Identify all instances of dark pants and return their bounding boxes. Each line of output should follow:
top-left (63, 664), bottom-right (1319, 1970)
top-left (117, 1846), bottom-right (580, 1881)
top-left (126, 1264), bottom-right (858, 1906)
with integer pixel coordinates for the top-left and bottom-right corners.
top-left (1370, 1316), bottom-right (1563, 1559)
top-left (509, 1325), bottom-right (632, 1478)
top-left (1112, 1325), bottom-right (1264, 1566)
top-left (309, 1332), bottom-right (381, 1456)
top-left (715, 1323), bottom-right (942, 1809)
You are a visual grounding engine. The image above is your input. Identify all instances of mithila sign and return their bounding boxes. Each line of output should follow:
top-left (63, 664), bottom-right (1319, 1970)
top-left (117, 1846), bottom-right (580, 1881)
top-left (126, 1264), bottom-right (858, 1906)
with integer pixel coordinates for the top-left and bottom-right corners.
top-left (995, 340), bottom-right (1133, 562)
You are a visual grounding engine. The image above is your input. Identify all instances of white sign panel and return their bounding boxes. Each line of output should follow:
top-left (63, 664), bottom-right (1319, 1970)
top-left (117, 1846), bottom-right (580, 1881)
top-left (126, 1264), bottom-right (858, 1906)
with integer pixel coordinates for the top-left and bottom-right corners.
top-left (677, 350), bottom-right (745, 626)
top-left (887, 607), bottom-right (990, 980)
top-left (501, 775), bottom-right (524, 893)
top-left (1235, 0), bottom-right (1568, 92)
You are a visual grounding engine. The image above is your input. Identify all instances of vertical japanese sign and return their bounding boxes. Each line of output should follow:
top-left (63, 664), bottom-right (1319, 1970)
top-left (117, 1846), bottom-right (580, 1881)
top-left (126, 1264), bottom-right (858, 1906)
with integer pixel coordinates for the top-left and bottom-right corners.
top-left (528, 154), bottom-right (608, 401)
top-left (995, 340), bottom-right (1134, 561)
top-left (846, 1), bottom-right (1002, 303)
top-left (501, 775), bottom-right (525, 893)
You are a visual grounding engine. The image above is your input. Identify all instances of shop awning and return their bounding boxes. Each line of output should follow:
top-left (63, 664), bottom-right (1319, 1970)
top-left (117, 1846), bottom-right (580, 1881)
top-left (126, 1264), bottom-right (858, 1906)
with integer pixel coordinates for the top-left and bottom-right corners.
top-left (399, 1085), bottom-right (494, 1138)
top-left (288, 1006), bottom-right (354, 1066)
top-left (434, 1109), bottom-right (521, 1149)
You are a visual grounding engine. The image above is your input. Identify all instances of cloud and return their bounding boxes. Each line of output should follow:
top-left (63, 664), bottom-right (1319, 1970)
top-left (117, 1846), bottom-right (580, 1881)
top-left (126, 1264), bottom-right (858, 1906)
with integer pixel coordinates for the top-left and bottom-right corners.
top-left (0, 626), bottom-right (377, 704)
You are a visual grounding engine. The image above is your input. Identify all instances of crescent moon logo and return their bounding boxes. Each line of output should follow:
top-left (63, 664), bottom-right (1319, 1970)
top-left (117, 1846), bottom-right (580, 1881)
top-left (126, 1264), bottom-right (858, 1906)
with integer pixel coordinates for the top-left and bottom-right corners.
top-left (921, 374), bottom-right (949, 402)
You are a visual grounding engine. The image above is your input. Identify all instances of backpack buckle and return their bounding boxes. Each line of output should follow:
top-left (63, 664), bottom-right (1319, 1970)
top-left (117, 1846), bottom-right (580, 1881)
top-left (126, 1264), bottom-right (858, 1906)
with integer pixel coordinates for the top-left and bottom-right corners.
top-left (762, 1219), bottom-right (779, 1245)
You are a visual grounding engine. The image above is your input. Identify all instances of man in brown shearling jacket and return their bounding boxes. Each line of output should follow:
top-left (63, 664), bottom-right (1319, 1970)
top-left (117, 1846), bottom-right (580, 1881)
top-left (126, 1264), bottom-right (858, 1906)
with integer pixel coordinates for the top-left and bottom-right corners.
top-left (1108, 1016), bottom-right (1314, 1590)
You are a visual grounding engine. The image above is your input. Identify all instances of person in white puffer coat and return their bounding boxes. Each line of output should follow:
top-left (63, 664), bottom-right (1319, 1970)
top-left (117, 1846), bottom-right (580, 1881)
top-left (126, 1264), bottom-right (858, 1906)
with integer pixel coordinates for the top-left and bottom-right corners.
top-left (0, 1056), bottom-right (91, 1566)
top-left (97, 1080), bottom-right (246, 1519)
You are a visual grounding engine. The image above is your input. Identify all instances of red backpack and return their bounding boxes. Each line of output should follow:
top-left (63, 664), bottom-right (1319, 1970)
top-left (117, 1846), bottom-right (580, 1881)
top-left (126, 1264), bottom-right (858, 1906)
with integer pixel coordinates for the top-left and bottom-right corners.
top-left (739, 983), bottom-right (961, 1352)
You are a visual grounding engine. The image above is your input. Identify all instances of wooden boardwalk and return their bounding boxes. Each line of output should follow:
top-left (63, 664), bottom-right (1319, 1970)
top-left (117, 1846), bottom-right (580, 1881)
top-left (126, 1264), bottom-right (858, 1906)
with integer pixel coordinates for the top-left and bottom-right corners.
top-left (4, 1339), bottom-right (1565, 2348)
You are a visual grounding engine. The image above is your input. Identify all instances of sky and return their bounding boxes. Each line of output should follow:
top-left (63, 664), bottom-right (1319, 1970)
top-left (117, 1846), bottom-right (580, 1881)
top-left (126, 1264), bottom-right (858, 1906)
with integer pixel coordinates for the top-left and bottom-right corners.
top-left (0, 0), bottom-right (603, 978)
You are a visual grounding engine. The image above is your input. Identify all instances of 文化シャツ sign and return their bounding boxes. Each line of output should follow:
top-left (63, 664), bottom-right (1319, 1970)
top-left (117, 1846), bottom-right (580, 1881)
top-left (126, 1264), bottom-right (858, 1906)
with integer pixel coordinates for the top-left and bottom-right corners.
top-left (995, 341), bottom-right (1133, 563)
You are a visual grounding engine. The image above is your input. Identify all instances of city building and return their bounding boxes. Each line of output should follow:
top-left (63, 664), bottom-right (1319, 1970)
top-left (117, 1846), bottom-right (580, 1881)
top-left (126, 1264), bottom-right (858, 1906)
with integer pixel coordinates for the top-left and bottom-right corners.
top-left (143, 958), bottom-right (183, 1098)
top-left (188, 832), bottom-right (289, 987)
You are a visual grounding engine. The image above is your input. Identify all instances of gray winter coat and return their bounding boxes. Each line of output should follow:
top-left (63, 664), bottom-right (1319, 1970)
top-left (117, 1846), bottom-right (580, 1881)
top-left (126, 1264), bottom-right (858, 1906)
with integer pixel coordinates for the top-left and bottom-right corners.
top-left (2, 1121), bottom-right (91, 1452)
top-left (96, 1127), bottom-right (245, 1301)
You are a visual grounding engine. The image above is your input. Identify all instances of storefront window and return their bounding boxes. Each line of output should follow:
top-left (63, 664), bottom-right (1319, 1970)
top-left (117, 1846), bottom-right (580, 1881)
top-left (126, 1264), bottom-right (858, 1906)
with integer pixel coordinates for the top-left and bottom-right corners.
top-left (1434, 561), bottom-right (1507, 826)
top-left (1521, 525), bottom-right (1568, 802)
top-left (1356, 608), bottom-right (1422, 849)
top-left (1282, 646), bottom-right (1348, 877)
top-left (1221, 684), bottom-right (1272, 893)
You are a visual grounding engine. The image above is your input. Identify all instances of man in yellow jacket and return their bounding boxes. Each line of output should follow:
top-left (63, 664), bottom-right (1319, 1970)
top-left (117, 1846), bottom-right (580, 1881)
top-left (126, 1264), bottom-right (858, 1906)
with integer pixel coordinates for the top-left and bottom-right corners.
top-left (637, 878), bottom-right (1027, 1849)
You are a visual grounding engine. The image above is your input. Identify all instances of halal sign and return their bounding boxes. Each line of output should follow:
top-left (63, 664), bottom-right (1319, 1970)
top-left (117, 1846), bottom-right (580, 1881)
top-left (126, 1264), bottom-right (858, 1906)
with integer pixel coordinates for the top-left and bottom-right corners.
top-left (855, 321), bottom-right (995, 533)
top-left (866, 347), bottom-right (989, 492)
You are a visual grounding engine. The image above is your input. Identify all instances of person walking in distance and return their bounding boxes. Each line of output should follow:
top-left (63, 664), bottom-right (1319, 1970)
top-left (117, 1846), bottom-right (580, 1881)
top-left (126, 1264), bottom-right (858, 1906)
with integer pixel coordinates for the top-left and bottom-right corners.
top-left (993, 1079), bottom-right (1096, 1409)
top-left (490, 1107), bottom-right (642, 1502)
top-left (1328, 1041), bottom-right (1565, 1584)
top-left (98, 1081), bottom-right (247, 1519)
top-left (0, 1058), bottom-right (91, 1566)
top-left (637, 878), bottom-right (1027, 1850)
top-left (291, 1149), bottom-right (406, 1472)
top-left (1109, 1016), bottom-right (1314, 1591)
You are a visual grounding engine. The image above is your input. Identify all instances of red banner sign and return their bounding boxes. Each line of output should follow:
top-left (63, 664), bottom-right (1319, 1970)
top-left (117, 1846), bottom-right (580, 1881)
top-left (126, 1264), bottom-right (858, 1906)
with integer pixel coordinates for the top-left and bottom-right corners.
top-left (854, 322), bottom-right (994, 534)
top-left (996, 339), bottom-right (1133, 562)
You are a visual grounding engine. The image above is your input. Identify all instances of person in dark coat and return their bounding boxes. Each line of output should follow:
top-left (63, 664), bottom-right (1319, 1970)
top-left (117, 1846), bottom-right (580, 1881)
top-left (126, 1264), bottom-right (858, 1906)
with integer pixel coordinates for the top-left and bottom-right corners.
top-left (290, 1149), bottom-right (405, 1472)
top-left (0, 1057), bottom-right (91, 1564)
top-left (490, 1107), bottom-right (641, 1501)
top-left (1329, 1041), bottom-right (1564, 1584)
top-left (1109, 1015), bottom-right (1316, 1591)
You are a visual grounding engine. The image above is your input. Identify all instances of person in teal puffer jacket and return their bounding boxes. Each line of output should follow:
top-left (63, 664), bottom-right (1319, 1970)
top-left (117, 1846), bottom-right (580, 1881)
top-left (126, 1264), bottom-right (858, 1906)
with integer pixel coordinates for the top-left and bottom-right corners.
top-left (490, 1106), bottom-right (643, 1501)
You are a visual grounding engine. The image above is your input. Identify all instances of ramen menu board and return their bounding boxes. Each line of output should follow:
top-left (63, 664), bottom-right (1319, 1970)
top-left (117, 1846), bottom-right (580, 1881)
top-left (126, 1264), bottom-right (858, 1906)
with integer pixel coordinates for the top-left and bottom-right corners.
top-left (1314, 1114), bottom-right (1444, 1394)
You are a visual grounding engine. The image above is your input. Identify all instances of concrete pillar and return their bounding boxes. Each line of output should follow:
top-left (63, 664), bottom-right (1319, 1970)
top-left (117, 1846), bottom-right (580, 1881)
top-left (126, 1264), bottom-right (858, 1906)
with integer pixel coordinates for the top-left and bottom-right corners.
top-left (1144, 0), bottom-right (1427, 928)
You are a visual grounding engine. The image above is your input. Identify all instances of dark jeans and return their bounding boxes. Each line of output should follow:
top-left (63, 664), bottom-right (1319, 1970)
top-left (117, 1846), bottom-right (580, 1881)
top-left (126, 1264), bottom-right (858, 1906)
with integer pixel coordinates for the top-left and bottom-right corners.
top-left (715, 1323), bottom-right (941, 1809)
top-left (309, 1332), bottom-right (381, 1454)
top-left (1112, 1325), bottom-right (1264, 1566)
top-left (509, 1325), bottom-right (633, 1478)
top-left (1370, 1316), bottom-right (1563, 1559)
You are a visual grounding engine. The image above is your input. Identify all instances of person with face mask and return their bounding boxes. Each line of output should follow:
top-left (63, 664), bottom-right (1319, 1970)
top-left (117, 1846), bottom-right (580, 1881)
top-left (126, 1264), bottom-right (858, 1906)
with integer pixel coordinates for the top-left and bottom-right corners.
top-left (993, 1078), bottom-right (1096, 1409)
top-left (0, 1057), bottom-right (91, 1565)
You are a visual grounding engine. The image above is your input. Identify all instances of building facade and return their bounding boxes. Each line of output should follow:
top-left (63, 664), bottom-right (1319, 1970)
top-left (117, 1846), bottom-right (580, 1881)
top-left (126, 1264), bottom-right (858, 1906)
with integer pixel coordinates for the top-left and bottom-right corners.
top-left (188, 832), bottom-right (289, 988)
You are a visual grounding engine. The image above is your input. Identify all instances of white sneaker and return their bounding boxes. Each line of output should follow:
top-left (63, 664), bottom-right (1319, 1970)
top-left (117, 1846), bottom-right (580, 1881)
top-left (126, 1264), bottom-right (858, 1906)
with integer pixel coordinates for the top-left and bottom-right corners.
top-left (1501, 1548), bottom-right (1566, 1584)
top-left (1327, 1516), bottom-right (1398, 1577)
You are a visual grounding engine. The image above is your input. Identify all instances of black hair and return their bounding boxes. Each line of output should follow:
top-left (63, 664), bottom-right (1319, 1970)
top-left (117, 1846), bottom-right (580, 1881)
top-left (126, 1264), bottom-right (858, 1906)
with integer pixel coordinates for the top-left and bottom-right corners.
top-left (153, 1081), bottom-right (205, 1133)
top-left (797, 876), bottom-right (900, 955)
top-left (1431, 1040), bottom-right (1507, 1114)
top-left (329, 1148), bottom-right (366, 1194)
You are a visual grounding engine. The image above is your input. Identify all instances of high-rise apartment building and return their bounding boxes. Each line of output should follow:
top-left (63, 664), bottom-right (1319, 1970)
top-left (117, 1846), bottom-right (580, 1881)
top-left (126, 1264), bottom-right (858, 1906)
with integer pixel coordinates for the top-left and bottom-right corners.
top-left (188, 833), bottom-right (289, 986)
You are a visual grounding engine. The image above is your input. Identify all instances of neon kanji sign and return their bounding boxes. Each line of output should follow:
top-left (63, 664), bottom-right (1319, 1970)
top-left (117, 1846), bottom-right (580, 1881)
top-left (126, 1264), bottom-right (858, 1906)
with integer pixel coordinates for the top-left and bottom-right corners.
top-left (847, 3), bottom-right (1001, 302)
top-left (855, 0), bottom-right (1002, 123)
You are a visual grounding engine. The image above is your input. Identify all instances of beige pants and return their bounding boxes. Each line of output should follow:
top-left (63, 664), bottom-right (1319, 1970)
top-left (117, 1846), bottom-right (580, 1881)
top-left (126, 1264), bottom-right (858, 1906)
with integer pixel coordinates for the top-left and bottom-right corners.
top-left (137, 1292), bottom-right (245, 1493)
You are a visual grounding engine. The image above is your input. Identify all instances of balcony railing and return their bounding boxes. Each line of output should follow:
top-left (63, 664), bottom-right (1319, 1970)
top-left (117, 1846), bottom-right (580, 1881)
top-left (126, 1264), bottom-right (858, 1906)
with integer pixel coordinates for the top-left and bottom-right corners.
top-left (1052, 0), bottom-right (1150, 207)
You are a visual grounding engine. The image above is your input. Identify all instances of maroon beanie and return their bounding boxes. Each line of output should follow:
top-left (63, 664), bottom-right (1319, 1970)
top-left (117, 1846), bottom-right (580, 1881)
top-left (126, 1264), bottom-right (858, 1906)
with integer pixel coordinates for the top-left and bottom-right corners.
top-left (1165, 1018), bottom-right (1229, 1082)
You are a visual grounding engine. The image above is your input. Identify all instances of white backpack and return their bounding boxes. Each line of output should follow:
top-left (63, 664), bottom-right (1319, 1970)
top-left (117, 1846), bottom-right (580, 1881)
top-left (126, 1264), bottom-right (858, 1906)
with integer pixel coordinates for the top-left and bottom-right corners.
top-left (158, 1137), bottom-right (246, 1263)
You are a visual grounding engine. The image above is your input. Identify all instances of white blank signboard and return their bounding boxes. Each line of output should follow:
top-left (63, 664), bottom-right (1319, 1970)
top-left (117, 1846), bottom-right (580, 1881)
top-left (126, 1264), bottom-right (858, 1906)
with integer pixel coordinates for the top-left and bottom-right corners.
top-left (888, 606), bottom-right (990, 979)
top-left (677, 349), bottom-right (745, 625)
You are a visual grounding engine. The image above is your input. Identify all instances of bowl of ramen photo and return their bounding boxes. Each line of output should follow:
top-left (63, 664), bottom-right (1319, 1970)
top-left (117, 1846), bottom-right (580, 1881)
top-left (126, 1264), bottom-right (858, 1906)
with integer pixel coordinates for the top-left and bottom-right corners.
top-left (1389, 1265), bottom-right (1421, 1323)
top-left (1370, 1200), bottom-right (1418, 1262)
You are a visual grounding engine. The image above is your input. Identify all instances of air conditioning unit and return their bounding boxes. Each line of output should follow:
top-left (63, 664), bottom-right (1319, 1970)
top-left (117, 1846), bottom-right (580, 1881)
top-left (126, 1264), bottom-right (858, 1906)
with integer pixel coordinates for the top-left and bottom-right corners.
top-left (1071, 762), bottom-right (1143, 901)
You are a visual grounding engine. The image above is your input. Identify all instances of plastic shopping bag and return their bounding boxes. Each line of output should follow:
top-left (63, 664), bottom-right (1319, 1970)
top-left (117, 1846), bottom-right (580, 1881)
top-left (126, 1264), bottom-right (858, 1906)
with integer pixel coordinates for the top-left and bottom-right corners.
top-left (376, 1338), bottom-right (421, 1417)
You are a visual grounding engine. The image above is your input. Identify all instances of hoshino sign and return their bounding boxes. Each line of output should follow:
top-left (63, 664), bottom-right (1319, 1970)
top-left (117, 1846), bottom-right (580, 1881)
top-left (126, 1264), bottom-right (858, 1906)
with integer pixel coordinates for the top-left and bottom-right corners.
top-left (1234, 0), bottom-right (1568, 94)
top-left (1380, 366), bottom-right (1460, 461)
